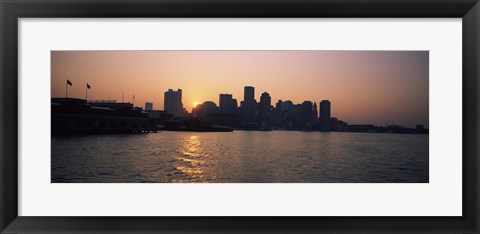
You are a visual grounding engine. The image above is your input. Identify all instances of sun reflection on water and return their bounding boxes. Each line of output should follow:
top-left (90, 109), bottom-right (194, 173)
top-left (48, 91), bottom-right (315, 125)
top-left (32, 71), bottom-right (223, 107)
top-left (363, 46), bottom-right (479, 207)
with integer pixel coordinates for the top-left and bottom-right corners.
top-left (174, 135), bottom-right (207, 182)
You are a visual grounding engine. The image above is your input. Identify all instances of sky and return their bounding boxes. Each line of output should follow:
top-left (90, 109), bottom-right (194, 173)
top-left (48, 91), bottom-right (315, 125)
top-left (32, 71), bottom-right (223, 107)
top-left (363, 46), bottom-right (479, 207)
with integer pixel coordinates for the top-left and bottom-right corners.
top-left (51, 50), bottom-right (429, 128)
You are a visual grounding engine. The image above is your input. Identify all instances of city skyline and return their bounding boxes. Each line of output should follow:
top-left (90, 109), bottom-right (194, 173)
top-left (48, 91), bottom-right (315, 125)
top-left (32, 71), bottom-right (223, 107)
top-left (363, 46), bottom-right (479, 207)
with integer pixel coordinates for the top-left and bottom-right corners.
top-left (51, 50), bottom-right (429, 128)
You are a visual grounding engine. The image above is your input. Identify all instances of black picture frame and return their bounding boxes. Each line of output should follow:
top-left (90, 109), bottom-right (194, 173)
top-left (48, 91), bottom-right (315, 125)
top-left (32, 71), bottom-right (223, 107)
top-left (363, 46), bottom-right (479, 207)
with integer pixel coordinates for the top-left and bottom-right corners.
top-left (1, 0), bottom-right (479, 233)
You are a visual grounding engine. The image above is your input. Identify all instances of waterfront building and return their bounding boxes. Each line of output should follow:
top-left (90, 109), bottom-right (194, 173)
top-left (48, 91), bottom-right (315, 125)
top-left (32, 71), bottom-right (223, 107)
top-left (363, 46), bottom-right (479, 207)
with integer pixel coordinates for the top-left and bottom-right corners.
top-left (275, 100), bottom-right (282, 110)
top-left (232, 99), bottom-right (238, 113)
top-left (312, 102), bottom-right (318, 124)
top-left (205, 112), bottom-right (243, 128)
top-left (52, 98), bottom-right (152, 134)
top-left (258, 92), bottom-right (272, 128)
top-left (164, 89), bottom-right (184, 118)
top-left (144, 110), bottom-right (173, 129)
top-left (319, 100), bottom-right (331, 132)
top-left (330, 117), bottom-right (348, 131)
top-left (219, 94), bottom-right (237, 113)
top-left (272, 100), bottom-right (283, 128)
top-left (87, 99), bottom-right (134, 109)
top-left (300, 101), bottom-right (313, 128)
top-left (241, 86), bottom-right (258, 127)
top-left (145, 110), bottom-right (168, 119)
top-left (244, 86), bottom-right (254, 101)
top-left (281, 100), bottom-right (294, 112)
top-left (192, 101), bottom-right (219, 119)
top-left (145, 102), bottom-right (153, 111)
top-left (292, 104), bottom-right (302, 128)
top-left (189, 101), bottom-right (242, 130)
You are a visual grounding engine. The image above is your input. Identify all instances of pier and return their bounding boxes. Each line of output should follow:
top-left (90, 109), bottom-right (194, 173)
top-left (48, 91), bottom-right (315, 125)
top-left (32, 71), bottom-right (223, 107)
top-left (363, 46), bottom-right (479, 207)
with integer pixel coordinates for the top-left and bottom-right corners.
top-left (51, 98), bottom-right (158, 135)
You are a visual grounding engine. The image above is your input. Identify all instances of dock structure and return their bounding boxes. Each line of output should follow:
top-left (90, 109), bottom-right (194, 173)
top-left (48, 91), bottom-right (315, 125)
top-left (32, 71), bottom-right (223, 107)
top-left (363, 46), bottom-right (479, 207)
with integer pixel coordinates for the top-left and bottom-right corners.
top-left (51, 98), bottom-right (158, 135)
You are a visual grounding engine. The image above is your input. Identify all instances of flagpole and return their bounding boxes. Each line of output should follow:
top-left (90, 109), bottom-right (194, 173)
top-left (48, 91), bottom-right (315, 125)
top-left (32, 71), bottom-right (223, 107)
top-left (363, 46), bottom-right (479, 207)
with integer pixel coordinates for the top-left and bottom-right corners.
top-left (66, 79), bottom-right (72, 98)
top-left (85, 84), bottom-right (88, 101)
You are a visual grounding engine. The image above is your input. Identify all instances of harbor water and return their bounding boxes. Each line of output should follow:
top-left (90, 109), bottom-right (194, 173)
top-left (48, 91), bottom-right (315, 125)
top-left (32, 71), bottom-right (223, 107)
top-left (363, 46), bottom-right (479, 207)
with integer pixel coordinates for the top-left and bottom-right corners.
top-left (51, 131), bottom-right (428, 183)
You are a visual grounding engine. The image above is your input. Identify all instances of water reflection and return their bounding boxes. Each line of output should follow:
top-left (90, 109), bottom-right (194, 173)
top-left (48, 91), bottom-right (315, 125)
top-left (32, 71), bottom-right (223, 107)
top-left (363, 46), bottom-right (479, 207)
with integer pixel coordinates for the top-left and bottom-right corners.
top-left (51, 132), bottom-right (429, 183)
top-left (174, 135), bottom-right (207, 182)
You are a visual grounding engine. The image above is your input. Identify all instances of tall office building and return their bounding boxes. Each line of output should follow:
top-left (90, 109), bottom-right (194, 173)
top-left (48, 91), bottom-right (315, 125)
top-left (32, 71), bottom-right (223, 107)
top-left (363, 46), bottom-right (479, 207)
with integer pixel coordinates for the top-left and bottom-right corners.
top-left (301, 101), bottom-right (313, 126)
top-left (258, 92), bottom-right (272, 124)
top-left (244, 86), bottom-right (255, 102)
top-left (272, 100), bottom-right (283, 127)
top-left (241, 86), bottom-right (257, 126)
top-left (281, 100), bottom-right (294, 112)
top-left (312, 102), bottom-right (318, 124)
top-left (319, 100), bottom-right (331, 132)
top-left (145, 102), bottom-right (153, 111)
top-left (219, 94), bottom-right (237, 113)
top-left (232, 99), bottom-right (238, 112)
top-left (164, 89), bottom-right (184, 118)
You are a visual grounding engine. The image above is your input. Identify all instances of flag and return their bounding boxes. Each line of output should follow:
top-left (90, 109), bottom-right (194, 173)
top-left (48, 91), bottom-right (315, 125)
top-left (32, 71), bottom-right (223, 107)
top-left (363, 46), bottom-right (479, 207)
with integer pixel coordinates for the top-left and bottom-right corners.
top-left (67, 80), bottom-right (72, 86)
top-left (87, 83), bottom-right (91, 89)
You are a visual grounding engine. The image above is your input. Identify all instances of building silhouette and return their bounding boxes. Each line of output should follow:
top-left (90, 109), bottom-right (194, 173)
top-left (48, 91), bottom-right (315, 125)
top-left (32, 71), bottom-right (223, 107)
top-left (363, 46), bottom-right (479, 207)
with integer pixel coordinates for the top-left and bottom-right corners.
top-left (192, 101), bottom-right (219, 119)
top-left (272, 100), bottom-right (283, 128)
top-left (244, 86), bottom-right (254, 101)
top-left (281, 100), bottom-right (294, 112)
top-left (281, 100), bottom-right (295, 129)
top-left (145, 102), bottom-right (153, 111)
top-left (219, 94), bottom-right (237, 113)
top-left (258, 92), bottom-right (272, 129)
top-left (300, 101), bottom-right (313, 128)
top-left (319, 100), bottom-right (331, 132)
top-left (52, 83), bottom-right (428, 134)
top-left (331, 117), bottom-right (348, 131)
top-left (192, 100), bottom-right (243, 128)
top-left (205, 112), bottom-right (243, 128)
top-left (164, 89), bottom-right (184, 118)
top-left (241, 86), bottom-right (258, 127)
top-left (292, 104), bottom-right (302, 128)
top-left (51, 98), bottom-right (154, 135)
top-left (312, 102), bottom-right (318, 124)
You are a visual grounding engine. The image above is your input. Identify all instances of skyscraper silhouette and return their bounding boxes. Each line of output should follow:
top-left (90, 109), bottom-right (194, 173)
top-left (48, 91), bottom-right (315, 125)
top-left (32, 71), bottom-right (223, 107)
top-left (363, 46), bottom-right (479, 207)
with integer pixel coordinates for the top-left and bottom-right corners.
top-left (312, 102), bottom-right (318, 124)
top-left (219, 94), bottom-right (237, 113)
top-left (258, 92), bottom-right (272, 128)
top-left (145, 102), bottom-right (153, 111)
top-left (164, 89), bottom-right (184, 118)
top-left (319, 100), bottom-right (331, 132)
top-left (241, 86), bottom-right (257, 127)
top-left (301, 101), bottom-right (313, 128)
top-left (244, 86), bottom-right (254, 101)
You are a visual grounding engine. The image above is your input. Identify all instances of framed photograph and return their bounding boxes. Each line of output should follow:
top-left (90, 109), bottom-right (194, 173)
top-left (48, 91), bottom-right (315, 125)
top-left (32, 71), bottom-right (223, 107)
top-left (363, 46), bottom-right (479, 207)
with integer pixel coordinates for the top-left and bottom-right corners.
top-left (1, 0), bottom-right (479, 233)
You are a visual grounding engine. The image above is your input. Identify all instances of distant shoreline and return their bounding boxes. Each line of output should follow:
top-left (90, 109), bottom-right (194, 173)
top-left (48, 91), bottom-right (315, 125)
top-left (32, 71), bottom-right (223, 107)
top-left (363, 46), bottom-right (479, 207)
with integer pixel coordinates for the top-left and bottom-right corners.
top-left (52, 129), bottom-right (429, 137)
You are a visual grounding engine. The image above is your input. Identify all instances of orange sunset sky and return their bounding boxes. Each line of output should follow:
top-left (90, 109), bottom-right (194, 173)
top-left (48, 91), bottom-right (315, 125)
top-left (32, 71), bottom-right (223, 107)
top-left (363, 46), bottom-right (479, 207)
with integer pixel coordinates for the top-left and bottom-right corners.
top-left (51, 51), bottom-right (429, 128)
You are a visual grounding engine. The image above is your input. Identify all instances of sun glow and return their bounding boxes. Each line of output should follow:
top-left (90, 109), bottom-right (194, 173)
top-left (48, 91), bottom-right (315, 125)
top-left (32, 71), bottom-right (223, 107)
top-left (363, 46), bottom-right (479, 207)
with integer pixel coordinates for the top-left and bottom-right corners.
top-left (193, 102), bottom-right (199, 107)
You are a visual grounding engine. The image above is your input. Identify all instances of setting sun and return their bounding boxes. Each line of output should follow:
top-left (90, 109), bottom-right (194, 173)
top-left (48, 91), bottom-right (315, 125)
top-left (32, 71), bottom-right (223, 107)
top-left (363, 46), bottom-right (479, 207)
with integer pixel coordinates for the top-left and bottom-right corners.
top-left (193, 102), bottom-right (199, 107)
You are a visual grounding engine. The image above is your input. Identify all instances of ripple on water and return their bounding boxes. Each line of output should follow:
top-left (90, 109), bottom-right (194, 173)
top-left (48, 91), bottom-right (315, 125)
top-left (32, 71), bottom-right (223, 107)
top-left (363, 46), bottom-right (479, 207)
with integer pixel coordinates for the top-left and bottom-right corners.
top-left (51, 132), bottom-right (428, 183)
